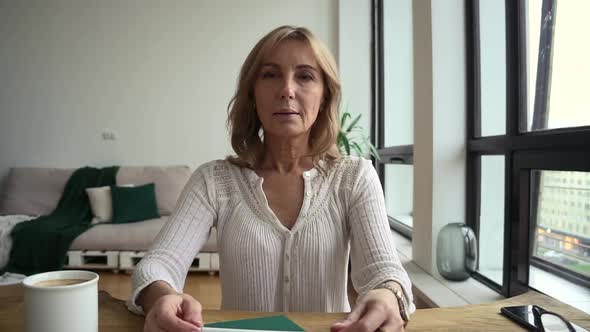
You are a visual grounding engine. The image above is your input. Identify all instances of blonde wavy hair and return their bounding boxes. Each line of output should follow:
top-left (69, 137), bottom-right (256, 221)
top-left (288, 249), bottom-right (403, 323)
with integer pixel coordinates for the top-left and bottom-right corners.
top-left (226, 25), bottom-right (342, 170)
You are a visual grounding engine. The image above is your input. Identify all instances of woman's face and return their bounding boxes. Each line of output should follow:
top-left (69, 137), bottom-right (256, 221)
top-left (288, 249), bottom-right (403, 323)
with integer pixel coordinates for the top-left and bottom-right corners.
top-left (254, 39), bottom-right (325, 140)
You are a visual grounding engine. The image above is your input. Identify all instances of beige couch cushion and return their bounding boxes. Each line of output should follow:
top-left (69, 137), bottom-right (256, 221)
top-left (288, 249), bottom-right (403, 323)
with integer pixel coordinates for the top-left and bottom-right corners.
top-left (70, 217), bottom-right (218, 252)
top-left (116, 166), bottom-right (191, 216)
top-left (0, 168), bottom-right (74, 216)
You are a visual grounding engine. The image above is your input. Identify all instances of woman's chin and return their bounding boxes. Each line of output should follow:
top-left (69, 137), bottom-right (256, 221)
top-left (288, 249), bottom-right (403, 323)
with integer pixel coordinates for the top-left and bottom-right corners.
top-left (264, 126), bottom-right (308, 140)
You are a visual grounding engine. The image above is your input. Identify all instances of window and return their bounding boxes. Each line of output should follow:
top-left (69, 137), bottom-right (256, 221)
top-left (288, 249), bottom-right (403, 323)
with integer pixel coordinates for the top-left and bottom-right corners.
top-left (467, 0), bottom-right (590, 298)
top-left (372, 0), bottom-right (414, 238)
top-left (477, 155), bottom-right (505, 285)
top-left (532, 169), bottom-right (590, 281)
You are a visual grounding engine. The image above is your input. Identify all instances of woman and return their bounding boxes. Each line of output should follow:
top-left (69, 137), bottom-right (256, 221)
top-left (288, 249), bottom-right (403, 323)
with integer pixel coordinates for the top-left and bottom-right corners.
top-left (128, 25), bottom-right (415, 332)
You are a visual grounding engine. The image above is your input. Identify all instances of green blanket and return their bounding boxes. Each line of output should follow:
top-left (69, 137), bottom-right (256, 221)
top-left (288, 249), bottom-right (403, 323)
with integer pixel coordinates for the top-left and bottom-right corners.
top-left (3, 166), bottom-right (119, 275)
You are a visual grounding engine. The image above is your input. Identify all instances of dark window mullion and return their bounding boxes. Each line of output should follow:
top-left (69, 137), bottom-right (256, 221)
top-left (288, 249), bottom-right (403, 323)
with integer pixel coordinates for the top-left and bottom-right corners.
top-left (466, 0), bottom-right (483, 280)
top-left (376, 0), bottom-right (385, 150)
top-left (509, 154), bottom-right (532, 296)
top-left (370, 0), bottom-right (378, 165)
top-left (504, 0), bottom-right (526, 297)
top-left (372, 0), bottom-right (385, 186)
top-left (378, 145), bottom-right (413, 155)
top-left (468, 128), bottom-right (590, 153)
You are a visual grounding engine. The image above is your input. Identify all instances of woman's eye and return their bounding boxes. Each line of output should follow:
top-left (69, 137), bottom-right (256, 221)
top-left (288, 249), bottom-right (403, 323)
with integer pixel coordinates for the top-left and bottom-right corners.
top-left (261, 71), bottom-right (278, 79)
top-left (298, 73), bottom-right (314, 82)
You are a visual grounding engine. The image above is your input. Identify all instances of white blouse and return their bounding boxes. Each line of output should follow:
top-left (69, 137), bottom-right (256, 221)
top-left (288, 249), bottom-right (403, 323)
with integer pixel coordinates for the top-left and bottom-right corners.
top-left (128, 156), bottom-right (415, 315)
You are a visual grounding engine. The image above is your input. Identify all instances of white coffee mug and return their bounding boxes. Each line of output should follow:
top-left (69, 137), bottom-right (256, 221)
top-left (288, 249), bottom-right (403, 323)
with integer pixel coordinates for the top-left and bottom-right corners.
top-left (22, 270), bottom-right (99, 332)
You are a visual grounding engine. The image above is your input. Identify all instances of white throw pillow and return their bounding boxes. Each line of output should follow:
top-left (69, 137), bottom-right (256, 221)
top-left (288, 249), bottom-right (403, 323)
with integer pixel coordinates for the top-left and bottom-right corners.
top-left (86, 184), bottom-right (135, 224)
top-left (86, 186), bottom-right (113, 224)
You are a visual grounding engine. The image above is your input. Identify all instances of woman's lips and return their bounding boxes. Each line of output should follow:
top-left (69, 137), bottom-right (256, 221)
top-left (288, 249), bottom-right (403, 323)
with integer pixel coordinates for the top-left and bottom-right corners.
top-left (273, 109), bottom-right (300, 116)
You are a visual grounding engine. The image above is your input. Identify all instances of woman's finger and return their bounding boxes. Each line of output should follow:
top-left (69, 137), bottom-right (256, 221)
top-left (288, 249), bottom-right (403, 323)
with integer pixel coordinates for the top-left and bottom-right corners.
top-left (330, 319), bottom-right (354, 332)
top-left (378, 319), bottom-right (405, 332)
top-left (181, 296), bottom-right (204, 327)
top-left (342, 305), bottom-right (388, 332)
top-left (155, 309), bottom-right (201, 332)
top-left (144, 320), bottom-right (167, 332)
top-left (346, 299), bottom-right (366, 322)
top-left (331, 299), bottom-right (366, 332)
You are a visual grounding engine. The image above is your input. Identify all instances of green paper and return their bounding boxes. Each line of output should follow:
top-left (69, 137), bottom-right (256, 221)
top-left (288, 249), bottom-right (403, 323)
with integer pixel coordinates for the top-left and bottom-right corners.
top-left (205, 315), bottom-right (304, 331)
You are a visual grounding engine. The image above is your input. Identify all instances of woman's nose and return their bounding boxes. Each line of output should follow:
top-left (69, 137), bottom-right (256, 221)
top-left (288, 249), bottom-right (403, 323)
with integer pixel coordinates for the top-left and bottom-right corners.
top-left (280, 78), bottom-right (295, 100)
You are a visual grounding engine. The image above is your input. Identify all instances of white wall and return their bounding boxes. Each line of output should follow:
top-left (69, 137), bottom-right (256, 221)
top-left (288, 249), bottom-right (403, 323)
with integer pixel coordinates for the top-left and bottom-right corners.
top-left (413, 0), bottom-right (466, 274)
top-left (0, 0), bottom-right (338, 185)
top-left (338, 0), bottom-right (371, 140)
top-left (412, 0), bottom-right (435, 272)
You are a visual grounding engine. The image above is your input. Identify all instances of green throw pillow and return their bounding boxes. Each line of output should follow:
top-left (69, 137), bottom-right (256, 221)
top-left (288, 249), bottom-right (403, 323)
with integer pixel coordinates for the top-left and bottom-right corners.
top-left (111, 183), bottom-right (159, 223)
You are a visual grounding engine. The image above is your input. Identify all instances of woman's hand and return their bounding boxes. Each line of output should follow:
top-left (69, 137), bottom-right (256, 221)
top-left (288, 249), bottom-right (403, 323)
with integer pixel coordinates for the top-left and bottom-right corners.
top-left (330, 288), bottom-right (405, 332)
top-left (144, 293), bottom-right (203, 332)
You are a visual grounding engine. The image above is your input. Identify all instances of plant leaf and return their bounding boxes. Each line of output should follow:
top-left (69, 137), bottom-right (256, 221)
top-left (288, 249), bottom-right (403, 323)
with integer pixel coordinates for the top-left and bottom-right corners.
top-left (368, 141), bottom-right (380, 161)
top-left (370, 145), bottom-right (381, 161)
top-left (352, 142), bottom-right (363, 157)
top-left (346, 114), bottom-right (362, 133)
top-left (340, 112), bottom-right (351, 128)
top-left (359, 135), bottom-right (379, 161)
top-left (341, 135), bottom-right (351, 155)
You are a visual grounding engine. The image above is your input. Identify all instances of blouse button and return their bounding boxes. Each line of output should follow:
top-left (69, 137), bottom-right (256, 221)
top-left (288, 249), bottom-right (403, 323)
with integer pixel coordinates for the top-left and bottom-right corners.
top-left (306, 191), bottom-right (311, 197)
top-left (303, 171), bottom-right (311, 177)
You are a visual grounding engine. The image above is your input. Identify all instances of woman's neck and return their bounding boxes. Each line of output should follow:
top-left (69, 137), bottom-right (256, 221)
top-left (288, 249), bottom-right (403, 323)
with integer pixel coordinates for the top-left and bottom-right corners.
top-left (260, 135), bottom-right (314, 174)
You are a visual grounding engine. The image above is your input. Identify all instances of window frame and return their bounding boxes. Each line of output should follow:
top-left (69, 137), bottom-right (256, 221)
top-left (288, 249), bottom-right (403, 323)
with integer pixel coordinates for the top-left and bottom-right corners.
top-left (467, 0), bottom-right (590, 297)
top-left (513, 150), bottom-right (590, 292)
top-left (371, 0), bottom-right (415, 239)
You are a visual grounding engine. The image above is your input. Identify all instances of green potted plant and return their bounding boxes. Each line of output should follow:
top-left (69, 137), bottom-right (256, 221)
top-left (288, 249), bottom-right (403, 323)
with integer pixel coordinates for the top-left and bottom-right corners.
top-left (337, 110), bottom-right (380, 160)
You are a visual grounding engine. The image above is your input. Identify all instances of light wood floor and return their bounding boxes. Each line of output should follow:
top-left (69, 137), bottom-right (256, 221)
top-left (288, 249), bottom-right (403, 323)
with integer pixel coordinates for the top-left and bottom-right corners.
top-left (98, 271), bottom-right (222, 309)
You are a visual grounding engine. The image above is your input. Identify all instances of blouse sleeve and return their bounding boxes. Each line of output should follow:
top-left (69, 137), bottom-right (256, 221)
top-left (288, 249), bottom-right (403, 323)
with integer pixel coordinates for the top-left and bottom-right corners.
top-left (126, 163), bottom-right (217, 315)
top-left (348, 158), bottom-right (416, 314)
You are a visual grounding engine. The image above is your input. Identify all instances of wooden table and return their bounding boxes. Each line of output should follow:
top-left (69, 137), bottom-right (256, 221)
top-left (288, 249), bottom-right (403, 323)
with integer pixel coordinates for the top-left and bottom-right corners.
top-left (1, 284), bottom-right (589, 331)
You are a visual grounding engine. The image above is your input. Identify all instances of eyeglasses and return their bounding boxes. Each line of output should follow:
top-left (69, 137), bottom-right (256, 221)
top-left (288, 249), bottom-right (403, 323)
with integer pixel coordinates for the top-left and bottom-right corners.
top-left (532, 305), bottom-right (577, 332)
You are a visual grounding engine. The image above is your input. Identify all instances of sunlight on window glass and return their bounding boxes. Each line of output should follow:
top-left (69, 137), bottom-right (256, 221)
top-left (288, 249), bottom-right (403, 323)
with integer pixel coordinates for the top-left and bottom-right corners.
top-left (527, 0), bottom-right (590, 131)
top-left (478, 155), bottom-right (505, 285)
top-left (479, 0), bottom-right (506, 136)
top-left (384, 164), bottom-right (413, 228)
top-left (383, 0), bottom-right (413, 146)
